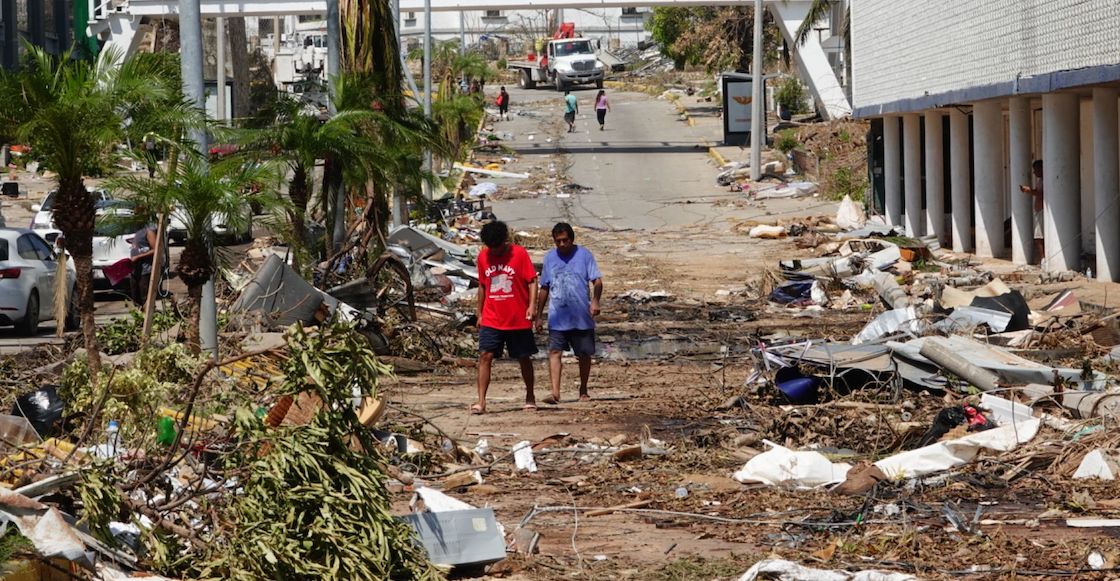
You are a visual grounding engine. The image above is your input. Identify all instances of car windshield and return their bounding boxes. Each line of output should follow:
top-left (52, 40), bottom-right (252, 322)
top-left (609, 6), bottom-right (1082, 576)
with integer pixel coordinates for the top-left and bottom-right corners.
top-left (554, 41), bottom-right (594, 57)
top-left (41, 189), bottom-right (110, 212)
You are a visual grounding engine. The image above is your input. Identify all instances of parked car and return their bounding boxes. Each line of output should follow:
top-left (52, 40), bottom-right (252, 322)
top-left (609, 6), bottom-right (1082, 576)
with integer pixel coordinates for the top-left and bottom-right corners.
top-left (0, 228), bottom-right (77, 335)
top-left (38, 201), bottom-right (169, 296)
top-left (30, 189), bottom-right (113, 231)
top-left (168, 204), bottom-right (254, 245)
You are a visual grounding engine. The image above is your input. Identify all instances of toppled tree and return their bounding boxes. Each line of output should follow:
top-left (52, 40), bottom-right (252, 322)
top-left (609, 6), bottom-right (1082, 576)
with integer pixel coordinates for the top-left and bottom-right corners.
top-left (198, 323), bottom-right (441, 579)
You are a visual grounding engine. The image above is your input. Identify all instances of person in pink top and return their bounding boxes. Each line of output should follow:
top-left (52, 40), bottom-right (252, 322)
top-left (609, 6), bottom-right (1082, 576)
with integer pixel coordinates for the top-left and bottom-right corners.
top-left (594, 90), bottom-right (611, 131)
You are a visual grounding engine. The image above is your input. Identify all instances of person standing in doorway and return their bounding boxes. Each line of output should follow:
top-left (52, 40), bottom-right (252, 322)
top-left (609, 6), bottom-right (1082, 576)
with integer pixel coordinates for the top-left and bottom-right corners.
top-left (563, 90), bottom-right (579, 133)
top-left (535, 223), bottom-right (603, 404)
top-left (497, 86), bottom-right (511, 121)
top-left (1019, 159), bottom-right (1044, 264)
top-left (594, 90), bottom-right (611, 131)
top-left (474, 221), bottom-right (540, 414)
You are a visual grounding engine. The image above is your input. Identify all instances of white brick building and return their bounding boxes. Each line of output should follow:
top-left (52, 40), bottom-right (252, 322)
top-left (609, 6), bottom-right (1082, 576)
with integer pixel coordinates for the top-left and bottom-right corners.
top-left (851, 0), bottom-right (1120, 279)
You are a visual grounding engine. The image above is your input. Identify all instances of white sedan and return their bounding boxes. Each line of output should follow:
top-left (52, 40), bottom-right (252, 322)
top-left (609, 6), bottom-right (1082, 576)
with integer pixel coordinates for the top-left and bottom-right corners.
top-left (0, 228), bottom-right (77, 335)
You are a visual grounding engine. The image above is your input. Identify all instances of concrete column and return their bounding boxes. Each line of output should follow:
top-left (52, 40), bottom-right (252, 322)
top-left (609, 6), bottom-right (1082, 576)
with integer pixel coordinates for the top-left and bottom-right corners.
top-left (883, 116), bottom-right (902, 227)
top-left (1008, 97), bottom-right (1033, 264)
top-left (1093, 88), bottom-right (1120, 281)
top-left (924, 111), bottom-right (945, 243)
top-left (215, 17), bottom-right (226, 121)
top-left (972, 100), bottom-right (1004, 258)
top-left (1042, 93), bottom-right (1081, 272)
top-left (903, 113), bottom-right (923, 237)
top-left (949, 108), bottom-right (973, 252)
top-left (1080, 98), bottom-right (1096, 255)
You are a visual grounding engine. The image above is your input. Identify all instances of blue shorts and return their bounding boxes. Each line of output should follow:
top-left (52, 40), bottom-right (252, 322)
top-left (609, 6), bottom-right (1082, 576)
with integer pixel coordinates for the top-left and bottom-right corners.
top-left (479, 326), bottom-right (538, 359)
top-left (548, 329), bottom-right (596, 356)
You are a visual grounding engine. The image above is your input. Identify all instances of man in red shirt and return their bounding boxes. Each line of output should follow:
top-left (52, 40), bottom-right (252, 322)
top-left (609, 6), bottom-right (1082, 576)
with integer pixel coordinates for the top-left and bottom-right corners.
top-left (473, 221), bottom-right (539, 414)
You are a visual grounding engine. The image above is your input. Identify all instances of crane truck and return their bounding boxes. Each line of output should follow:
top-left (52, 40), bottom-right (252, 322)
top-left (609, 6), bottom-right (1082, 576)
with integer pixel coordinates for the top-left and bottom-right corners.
top-left (507, 23), bottom-right (606, 91)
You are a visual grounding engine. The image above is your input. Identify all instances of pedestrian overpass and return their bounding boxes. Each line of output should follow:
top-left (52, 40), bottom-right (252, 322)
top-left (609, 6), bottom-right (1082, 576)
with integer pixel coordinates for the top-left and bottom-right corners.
top-left (88, 0), bottom-right (851, 119)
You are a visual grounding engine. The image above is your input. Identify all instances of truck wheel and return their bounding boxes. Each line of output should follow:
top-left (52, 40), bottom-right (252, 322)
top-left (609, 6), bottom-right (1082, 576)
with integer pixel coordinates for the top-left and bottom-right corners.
top-left (554, 75), bottom-right (565, 92)
top-left (520, 69), bottom-right (536, 90)
top-left (595, 79), bottom-right (604, 89)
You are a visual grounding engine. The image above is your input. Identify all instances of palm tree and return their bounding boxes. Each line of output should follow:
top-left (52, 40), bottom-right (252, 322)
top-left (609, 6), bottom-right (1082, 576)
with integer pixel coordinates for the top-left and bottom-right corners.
top-left (793, 0), bottom-right (851, 91)
top-left (240, 93), bottom-right (384, 272)
top-left (118, 154), bottom-right (278, 353)
top-left (0, 46), bottom-right (174, 384)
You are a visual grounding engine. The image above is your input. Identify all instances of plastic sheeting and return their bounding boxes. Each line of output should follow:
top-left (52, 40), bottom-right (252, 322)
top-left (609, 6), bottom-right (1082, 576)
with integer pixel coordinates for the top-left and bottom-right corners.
top-left (738, 558), bottom-right (916, 581)
top-left (874, 418), bottom-right (1041, 479)
top-left (732, 441), bottom-right (851, 488)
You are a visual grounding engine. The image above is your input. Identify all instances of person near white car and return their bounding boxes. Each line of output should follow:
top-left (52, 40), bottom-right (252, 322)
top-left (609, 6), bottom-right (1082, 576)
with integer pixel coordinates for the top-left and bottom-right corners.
top-left (129, 214), bottom-right (159, 306)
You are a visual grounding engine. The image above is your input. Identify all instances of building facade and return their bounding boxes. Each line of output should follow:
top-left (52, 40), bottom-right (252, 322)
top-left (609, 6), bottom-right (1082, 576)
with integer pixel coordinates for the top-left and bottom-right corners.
top-left (851, 0), bottom-right (1120, 279)
top-left (0, 0), bottom-right (79, 69)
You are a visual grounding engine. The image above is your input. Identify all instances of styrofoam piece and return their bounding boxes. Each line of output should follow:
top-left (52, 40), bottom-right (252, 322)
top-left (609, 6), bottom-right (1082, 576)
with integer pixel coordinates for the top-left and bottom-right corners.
top-left (512, 440), bottom-right (538, 472)
top-left (1073, 449), bottom-right (1120, 480)
top-left (412, 486), bottom-right (476, 513)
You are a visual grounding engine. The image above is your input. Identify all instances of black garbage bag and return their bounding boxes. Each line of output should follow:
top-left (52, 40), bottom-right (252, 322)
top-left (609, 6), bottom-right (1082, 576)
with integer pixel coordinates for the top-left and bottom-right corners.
top-left (12, 385), bottom-right (65, 438)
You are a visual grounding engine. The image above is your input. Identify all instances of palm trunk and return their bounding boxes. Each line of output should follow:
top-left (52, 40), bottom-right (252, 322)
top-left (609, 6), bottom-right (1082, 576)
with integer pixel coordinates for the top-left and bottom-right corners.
top-left (185, 283), bottom-right (203, 355)
top-left (73, 254), bottom-right (101, 383)
top-left (228, 17), bottom-right (252, 122)
top-left (53, 177), bottom-right (100, 386)
top-left (288, 166), bottom-right (310, 272)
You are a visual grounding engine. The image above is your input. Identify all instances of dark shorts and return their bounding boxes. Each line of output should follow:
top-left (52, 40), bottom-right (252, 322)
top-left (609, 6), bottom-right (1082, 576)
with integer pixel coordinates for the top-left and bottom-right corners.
top-left (548, 329), bottom-right (596, 356)
top-left (564, 111), bottom-right (576, 123)
top-left (479, 326), bottom-right (538, 359)
top-left (499, 104), bottom-right (509, 114)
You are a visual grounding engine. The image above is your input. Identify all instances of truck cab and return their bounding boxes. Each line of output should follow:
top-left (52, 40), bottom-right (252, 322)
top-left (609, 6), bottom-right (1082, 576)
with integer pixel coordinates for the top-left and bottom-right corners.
top-left (545, 38), bottom-right (605, 90)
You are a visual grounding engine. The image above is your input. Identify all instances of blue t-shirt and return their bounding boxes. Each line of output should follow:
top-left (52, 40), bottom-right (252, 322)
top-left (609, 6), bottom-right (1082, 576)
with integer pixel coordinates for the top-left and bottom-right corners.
top-left (565, 94), bottom-right (578, 113)
top-left (540, 246), bottom-right (602, 331)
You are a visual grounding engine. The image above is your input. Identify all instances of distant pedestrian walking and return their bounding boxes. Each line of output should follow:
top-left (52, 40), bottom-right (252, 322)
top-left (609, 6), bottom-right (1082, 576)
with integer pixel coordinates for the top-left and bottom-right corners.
top-left (497, 86), bottom-right (511, 121)
top-left (563, 90), bottom-right (579, 133)
top-left (594, 90), bottom-right (611, 131)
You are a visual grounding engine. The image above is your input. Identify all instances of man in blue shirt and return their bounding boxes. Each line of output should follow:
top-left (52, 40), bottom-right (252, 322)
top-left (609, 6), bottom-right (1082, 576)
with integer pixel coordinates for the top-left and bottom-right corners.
top-left (535, 222), bottom-right (603, 403)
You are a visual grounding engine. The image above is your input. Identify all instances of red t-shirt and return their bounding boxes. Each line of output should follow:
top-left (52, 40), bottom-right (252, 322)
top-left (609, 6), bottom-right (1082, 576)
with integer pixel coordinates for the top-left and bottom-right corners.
top-left (478, 244), bottom-right (536, 330)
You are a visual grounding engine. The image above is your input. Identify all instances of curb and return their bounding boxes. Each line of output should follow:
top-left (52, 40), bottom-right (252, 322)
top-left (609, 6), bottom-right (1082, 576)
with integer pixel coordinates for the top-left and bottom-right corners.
top-left (666, 93), bottom-right (730, 168)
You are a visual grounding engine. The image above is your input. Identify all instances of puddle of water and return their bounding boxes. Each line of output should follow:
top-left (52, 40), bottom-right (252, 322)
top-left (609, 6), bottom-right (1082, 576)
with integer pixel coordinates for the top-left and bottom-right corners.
top-left (599, 337), bottom-right (733, 360)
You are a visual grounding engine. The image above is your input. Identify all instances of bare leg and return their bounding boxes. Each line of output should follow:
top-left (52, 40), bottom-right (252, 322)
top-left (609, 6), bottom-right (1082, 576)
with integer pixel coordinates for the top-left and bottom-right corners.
top-left (475, 351), bottom-right (495, 411)
top-left (548, 350), bottom-right (563, 402)
top-left (519, 357), bottom-right (536, 405)
top-left (577, 355), bottom-right (592, 400)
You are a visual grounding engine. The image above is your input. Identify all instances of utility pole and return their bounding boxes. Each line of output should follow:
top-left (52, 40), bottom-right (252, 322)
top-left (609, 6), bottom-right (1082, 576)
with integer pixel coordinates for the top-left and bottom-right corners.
top-left (422, 0), bottom-right (432, 202)
top-left (749, 0), bottom-right (764, 181)
top-left (459, 11), bottom-right (466, 55)
top-left (178, 0), bottom-right (217, 358)
top-left (216, 17), bottom-right (226, 121)
top-left (327, 0), bottom-right (346, 251)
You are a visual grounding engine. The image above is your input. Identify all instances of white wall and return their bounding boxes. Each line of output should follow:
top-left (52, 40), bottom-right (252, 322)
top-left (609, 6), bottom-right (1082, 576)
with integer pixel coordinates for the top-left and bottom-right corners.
top-left (851, 0), bottom-right (1120, 112)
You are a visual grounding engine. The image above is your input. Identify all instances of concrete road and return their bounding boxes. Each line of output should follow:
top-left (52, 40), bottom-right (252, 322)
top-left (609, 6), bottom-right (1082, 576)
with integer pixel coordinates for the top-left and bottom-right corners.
top-left (486, 85), bottom-right (745, 231)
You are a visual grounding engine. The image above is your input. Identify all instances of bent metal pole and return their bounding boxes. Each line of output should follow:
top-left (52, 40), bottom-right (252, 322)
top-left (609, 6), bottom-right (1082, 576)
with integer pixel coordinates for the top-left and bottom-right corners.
top-left (749, 0), bottom-right (763, 181)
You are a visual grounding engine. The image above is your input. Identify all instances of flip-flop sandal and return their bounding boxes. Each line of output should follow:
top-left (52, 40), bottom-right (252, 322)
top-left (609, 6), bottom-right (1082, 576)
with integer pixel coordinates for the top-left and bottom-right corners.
top-left (523, 403), bottom-right (538, 411)
top-left (541, 396), bottom-right (560, 405)
top-left (470, 404), bottom-right (485, 415)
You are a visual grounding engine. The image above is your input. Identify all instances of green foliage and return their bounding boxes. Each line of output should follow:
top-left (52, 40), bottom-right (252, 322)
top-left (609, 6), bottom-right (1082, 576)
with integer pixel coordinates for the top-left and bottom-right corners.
top-left (77, 466), bottom-right (123, 546)
top-left (0, 528), bottom-right (32, 566)
top-left (775, 129), bottom-right (800, 154)
top-left (96, 309), bottom-right (181, 355)
top-left (496, 57), bottom-right (508, 70)
top-left (647, 7), bottom-right (700, 69)
top-left (826, 165), bottom-right (867, 202)
top-left (60, 343), bottom-right (204, 439)
top-left (198, 323), bottom-right (441, 580)
top-left (774, 76), bottom-right (809, 115)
